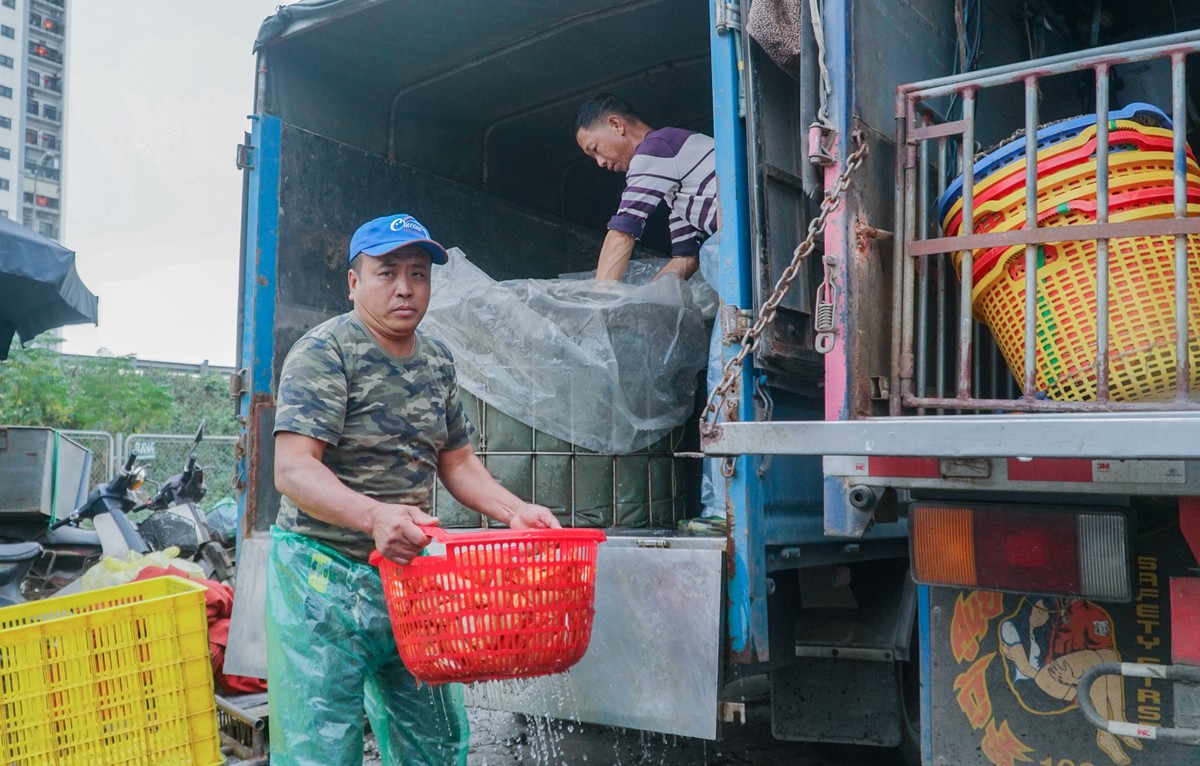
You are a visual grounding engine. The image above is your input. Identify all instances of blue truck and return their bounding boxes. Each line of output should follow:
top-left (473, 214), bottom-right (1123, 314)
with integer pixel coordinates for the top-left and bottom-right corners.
top-left (236, 1), bottom-right (1200, 763)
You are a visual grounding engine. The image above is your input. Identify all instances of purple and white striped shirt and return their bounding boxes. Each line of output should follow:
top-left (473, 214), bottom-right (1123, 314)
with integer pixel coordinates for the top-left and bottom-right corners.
top-left (607, 127), bottom-right (718, 257)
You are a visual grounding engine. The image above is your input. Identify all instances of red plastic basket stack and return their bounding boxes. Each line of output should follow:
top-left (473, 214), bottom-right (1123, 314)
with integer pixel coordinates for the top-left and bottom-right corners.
top-left (371, 525), bottom-right (606, 684)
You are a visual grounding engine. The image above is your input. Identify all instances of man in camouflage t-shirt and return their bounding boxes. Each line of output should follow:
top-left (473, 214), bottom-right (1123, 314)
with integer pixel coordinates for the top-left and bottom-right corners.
top-left (265, 213), bottom-right (560, 766)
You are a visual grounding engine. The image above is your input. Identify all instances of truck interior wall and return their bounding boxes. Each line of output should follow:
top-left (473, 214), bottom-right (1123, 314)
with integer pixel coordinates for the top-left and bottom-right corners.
top-left (257, 0), bottom-right (713, 261)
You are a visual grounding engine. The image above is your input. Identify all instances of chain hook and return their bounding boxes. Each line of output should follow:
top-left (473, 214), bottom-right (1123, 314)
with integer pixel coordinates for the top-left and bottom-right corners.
top-left (720, 456), bottom-right (737, 478)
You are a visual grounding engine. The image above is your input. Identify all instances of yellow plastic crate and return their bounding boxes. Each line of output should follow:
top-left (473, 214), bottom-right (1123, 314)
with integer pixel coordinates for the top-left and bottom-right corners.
top-left (0, 576), bottom-right (222, 766)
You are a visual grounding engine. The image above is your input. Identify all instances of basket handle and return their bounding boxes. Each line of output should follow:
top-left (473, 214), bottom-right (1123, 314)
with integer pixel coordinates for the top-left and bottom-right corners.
top-left (366, 524), bottom-right (449, 568)
top-left (418, 524), bottom-right (450, 542)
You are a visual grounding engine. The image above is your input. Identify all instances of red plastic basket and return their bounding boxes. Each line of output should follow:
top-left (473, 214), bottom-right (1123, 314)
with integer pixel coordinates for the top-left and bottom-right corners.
top-left (370, 525), bottom-right (606, 684)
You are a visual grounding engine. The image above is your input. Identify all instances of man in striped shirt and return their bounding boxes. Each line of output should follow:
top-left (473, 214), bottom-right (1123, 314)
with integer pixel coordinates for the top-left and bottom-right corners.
top-left (574, 93), bottom-right (719, 281)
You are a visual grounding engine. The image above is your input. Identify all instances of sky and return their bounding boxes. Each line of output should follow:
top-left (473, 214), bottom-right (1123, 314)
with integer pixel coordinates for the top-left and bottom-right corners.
top-left (58, 1), bottom-right (290, 367)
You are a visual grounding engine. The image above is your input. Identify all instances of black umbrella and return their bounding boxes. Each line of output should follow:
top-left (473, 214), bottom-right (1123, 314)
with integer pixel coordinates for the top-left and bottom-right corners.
top-left (0, 215), bottom-right (98, 360)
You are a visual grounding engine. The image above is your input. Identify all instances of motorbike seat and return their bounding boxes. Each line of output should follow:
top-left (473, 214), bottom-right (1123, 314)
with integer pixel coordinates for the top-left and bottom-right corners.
top-left (43, 525), bottom-right (102, 546)
top-left (0, 541), bottom-right (43, 562)
top-left (0, 542), bottom-right (43, 606)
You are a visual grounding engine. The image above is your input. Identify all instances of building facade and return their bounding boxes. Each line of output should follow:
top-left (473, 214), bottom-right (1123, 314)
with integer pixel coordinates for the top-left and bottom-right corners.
top-left (0, 0), bottom-right (66, 241)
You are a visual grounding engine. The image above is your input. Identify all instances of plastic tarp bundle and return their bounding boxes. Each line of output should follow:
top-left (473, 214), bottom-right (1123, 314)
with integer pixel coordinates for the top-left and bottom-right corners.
top-left (424, 248), bottom-right (715, 454)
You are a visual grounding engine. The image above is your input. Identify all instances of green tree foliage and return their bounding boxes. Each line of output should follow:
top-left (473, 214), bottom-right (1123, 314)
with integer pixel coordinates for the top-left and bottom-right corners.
top-left (0, 341), bottom-right (71, 425)
top-left (147, 369), bottom-right (239, 436)
top-left (65, 355), bottom-right (175, 434)
top-left (0, 338), bottom-right (231, 435)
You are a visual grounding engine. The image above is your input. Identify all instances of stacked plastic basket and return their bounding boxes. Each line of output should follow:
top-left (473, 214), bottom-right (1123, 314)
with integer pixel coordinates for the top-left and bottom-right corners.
top-left (938, 103), bottom-right (1200, 401)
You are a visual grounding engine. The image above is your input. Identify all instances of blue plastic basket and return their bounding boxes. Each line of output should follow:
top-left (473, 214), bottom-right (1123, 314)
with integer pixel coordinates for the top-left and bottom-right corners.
top-left (936, 102), bottom-right (1171, 222)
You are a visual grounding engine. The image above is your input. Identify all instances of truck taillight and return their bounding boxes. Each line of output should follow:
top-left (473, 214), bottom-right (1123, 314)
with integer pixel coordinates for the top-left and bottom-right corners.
top-left (910, 504), bottom-right (1131, 601)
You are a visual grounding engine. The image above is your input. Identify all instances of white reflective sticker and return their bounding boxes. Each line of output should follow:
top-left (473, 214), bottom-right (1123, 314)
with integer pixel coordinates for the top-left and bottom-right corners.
top-left (1091, 460), bottom-right (1186, 483)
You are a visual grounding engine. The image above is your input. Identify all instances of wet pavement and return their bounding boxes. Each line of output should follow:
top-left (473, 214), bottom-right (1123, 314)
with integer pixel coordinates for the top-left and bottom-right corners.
top-left (363, 704), bottom-right (908, 766)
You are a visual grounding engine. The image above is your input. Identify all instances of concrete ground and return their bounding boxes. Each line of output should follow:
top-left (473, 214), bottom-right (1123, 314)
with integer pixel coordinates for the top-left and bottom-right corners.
top-left (363, 704), bottom-right (907, 766)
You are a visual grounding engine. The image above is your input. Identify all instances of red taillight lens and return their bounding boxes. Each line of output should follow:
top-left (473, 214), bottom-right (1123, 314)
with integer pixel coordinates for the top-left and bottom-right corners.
top-left (910, 504), bottom-right (1129, 600)
top-left (974, 510), bottom-right (1079, 595)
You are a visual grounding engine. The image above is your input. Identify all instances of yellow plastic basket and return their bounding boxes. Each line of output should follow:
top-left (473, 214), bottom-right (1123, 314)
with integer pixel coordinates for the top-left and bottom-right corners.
top-left (973, 203), bottom-right (1200, 402)
top-left (0, 576), bottom-right (222, 766)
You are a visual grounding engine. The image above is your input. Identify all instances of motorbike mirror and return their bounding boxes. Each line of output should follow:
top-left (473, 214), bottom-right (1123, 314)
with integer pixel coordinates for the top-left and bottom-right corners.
top-left (185, 420), bottom-right (206, 462)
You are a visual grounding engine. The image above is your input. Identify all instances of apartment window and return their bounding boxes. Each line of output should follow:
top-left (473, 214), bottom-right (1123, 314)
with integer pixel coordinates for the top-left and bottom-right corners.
top-left (0, 178), bottom-right (8, 191)
top-left (0, 147), bottom-right (10, 160)
top-left (39, 222), bottom-right (55, 238)
top-left (0, 116), bottom-right (11, 129)
top-left (1, 26), bottom-right (14, 39)
top-left (0, 86), bottom-right (11, 99)
top-left (43, 105), bottom-right (57, 121)
top-left (2, 0), bottom-right (13, 8)
top-left (23, 129), bottom-right (35, 145)
top-left (0, 56), bottom-right (12, 69)
top-left (0, 211), bottom-right (8, 219)
top-left (41, 134), bottom-right (57, 151)
top-left (25, 99), bottom-right (37, 115)
top-left (27, 70), bottom-right (38, 86)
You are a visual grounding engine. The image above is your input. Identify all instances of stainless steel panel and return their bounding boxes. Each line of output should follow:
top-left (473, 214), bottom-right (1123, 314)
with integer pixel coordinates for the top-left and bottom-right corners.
top-left (224, 535), bottom-right (271, 679)
top-left (466, 539), bottom-right (724, 739)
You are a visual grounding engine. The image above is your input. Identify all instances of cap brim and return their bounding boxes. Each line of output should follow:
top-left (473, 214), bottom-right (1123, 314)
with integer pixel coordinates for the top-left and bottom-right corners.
top-left (360, 238), bottom-right (449, 264)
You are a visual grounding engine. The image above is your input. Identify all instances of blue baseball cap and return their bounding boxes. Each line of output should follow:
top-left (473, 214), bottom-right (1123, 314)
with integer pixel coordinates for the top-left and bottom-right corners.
top-left (349, 214), bottom-right (449, 265)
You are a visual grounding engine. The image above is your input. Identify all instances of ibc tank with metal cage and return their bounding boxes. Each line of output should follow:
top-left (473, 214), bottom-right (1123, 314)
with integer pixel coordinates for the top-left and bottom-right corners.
top-left (434, 389), bottom-right (690, 529)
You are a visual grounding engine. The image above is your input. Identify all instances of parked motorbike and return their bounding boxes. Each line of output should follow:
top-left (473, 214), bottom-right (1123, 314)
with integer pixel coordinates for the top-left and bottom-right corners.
top-left (0, 423), bottom-right (232, 601)
top-left (1, 450), bottom-right (152, 599)
top-left (137, 422), bottom-right (233, 583)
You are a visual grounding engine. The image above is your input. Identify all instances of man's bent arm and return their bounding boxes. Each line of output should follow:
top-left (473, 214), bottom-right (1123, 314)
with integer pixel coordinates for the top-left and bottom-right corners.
top-left (595, 229), bottom-right (637, 281)
top-left (438, 444), bottom-right (560, 529)
top-left (274, 431), bottom-right (433, 561)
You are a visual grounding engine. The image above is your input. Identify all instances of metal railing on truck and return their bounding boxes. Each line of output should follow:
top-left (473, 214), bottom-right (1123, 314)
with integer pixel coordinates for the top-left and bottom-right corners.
top-left (895, 30), bottom-right (1200, 415)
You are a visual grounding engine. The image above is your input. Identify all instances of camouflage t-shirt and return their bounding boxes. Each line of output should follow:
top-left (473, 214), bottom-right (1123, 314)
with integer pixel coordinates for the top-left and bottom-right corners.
top-left (273, 312), bottom-right (473, 561)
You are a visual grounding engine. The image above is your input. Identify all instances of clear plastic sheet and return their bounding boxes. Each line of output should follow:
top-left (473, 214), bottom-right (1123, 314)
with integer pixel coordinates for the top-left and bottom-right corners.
top-left (424, 248), bottom-right (715, 454)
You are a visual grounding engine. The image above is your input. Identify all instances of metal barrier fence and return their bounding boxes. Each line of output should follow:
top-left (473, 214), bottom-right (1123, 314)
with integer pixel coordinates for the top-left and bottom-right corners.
top-left (61, 430), bottom-right (115, 493)
top-left (61, 429), bottom-right (239, 512)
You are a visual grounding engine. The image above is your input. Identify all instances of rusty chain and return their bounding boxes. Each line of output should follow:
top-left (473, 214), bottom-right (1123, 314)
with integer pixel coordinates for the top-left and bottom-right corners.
top-left (701, 129), bottom-right (868, 428)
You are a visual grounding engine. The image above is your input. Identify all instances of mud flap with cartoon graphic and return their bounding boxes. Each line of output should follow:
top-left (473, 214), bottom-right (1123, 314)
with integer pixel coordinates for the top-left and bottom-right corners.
top-left (925, 523), bottom-right (1200, 766)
